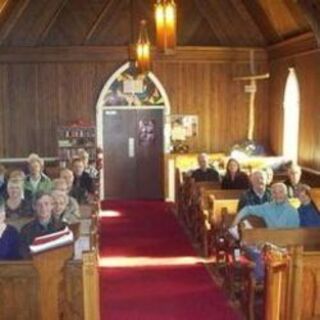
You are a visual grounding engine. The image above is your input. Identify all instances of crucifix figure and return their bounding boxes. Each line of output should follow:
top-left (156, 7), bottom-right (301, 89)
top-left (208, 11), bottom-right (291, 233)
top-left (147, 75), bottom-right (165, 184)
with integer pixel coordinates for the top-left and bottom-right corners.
top-left (234, 50), bottom-right (269, 141)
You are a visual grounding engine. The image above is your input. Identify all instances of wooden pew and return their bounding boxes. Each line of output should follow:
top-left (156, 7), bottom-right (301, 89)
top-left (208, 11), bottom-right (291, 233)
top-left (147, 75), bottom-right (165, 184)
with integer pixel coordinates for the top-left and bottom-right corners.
top-left (241, 228), bottom-right (320, 320)
top-left (0, 202), bottom-right (101, 320)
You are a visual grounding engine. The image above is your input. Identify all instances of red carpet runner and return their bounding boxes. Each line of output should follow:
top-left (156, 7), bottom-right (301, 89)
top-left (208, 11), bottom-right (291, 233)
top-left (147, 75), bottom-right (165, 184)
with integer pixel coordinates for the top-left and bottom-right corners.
top-left (99, 200), bottom-right (241, 320)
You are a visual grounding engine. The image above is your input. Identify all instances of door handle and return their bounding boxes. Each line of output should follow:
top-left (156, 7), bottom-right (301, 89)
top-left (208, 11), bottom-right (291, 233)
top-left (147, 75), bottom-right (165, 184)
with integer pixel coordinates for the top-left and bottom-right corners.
top-left (128, 137), bottom-right (135, 158)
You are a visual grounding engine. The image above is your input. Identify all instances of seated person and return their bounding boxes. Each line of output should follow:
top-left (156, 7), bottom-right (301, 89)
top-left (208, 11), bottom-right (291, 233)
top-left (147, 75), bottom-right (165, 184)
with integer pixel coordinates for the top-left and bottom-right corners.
top-left (60, 168), bottom-right (74, 193)
top-left (283, 164), bottom-right (302, 198)
top-left (5, 179), bottom-right (33, 219)
top-left (191, 153), bottom-right (220, 182)
top-left (232, 183), bottom-right (299, 280)
top-left (0, 164), bottom-right (7, 202)
top-left (78, 149), bottom-right (98, 179)
top-left (9, 169), bottom-right (26, 181)
top-left (237, 170), bottom-right (272, 211)
top-left (19, 193), bottom-right (65, 258)
top-left (70, 158), bottom-right (95, 204)
top-left (263, 166), bottom-right (274, 187)
top-left (0, 204), bottom-right (20, 260)
top-left (24, 154), bottom-right (52, 201)
top-left (221, 158), bottom-right (250, 190)
top-left (234, 182), bottom-right (299, 228)
top-left (52, 178), bottom-right (80, 221)
top-left (296, 184), bottom-right (320, 227)
top-left (51, 190), bottom-right (80, 225)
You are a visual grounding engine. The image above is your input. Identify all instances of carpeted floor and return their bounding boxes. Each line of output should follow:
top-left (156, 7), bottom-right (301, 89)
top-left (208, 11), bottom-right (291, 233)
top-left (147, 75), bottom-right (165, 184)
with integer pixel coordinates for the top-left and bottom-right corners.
top-left (99, 200), bottom-right (241, 320)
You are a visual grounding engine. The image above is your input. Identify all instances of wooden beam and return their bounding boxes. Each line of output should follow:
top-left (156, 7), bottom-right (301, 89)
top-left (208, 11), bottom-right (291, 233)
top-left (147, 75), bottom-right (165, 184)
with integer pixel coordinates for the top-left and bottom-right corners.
top-left (37, 0), bottom-right (68, 45)
top-left (83, 0), bottom-right (118, 45)
top-left (0, 46), bottom-right (267, 63)
top-left (268, 31), bottom-right (318, 60)
top-left (0, 0), bottom-right (31, 45)
top-left (295, 0), bottom-right (320, 46)
top-left (241, 0), bottom-right (281, 45)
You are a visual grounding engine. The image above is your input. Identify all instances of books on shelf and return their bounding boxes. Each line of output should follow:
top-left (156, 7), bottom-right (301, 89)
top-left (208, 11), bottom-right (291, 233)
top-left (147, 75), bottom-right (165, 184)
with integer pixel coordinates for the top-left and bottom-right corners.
top-left (57, 121), bottom-right (97, 162)
top-left (29, 226), bottom-right (74, 254)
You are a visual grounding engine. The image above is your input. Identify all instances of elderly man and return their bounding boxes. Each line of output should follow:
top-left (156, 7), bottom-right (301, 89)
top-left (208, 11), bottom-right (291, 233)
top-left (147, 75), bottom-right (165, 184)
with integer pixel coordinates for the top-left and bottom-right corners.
top-left (19, 192), bottom-right (65, 258)
top-left (191, 153), bottom-right (220, 182)
top-left (284, 164), bottom-right (302, 198)
top-left (237, 170), bottom-right (272, 211)
top-left (234, 182), bottom-right (299, 228)
top-left (232, 183), bottom-right (299, 280)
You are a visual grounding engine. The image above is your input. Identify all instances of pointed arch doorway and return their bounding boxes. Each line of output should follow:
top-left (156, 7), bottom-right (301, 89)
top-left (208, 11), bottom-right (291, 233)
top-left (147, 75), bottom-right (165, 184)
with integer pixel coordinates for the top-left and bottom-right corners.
top-left (96, 62), bottom-right (171, 200)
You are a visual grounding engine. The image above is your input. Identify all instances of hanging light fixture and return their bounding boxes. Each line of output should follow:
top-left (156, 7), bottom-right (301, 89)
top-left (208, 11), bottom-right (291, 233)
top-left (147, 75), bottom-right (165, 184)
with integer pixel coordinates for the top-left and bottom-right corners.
top-left (155, 0), bottom-right (177, 52)
top-left (136, 20), bottom-right (151, 73)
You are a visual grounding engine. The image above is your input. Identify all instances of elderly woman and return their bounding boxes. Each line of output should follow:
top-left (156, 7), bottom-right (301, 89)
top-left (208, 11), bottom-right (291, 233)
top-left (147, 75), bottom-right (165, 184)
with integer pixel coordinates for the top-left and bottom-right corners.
top-left (70, 158), bottom-right (95, 204)
top-left (0, 204), bottom-right (20, 260)
top-left (296, 184), bottom-right (320, 227)
top-left (77, 149), bottom-right (98, 179)
top-left (221, 158), bottom-right (250, 190)
top-left (24, 154), bottom-right (52, 201)
top-left (52, 178), bottom-right (80, 220)
top-left (5, 179), bottom-right (33, 219)
top-left (51, 190), bottom-right (80, 225)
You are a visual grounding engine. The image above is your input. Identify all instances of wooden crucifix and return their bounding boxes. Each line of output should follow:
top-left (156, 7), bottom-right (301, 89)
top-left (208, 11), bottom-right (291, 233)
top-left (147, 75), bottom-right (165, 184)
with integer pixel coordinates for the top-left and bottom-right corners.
top-left (234, 50), bottom-right (269, 141)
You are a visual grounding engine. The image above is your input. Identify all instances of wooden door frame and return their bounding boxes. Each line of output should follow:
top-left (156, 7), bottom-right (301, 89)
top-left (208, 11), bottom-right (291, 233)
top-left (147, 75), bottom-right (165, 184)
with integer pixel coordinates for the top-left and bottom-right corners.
top-left (96, 62), bottom-right (171, 199)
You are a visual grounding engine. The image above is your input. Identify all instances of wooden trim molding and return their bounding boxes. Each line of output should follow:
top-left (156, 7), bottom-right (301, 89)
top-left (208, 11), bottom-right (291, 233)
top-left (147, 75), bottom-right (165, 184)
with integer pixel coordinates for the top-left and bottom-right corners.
top-left (0, 46), bottom-right (267, 63)
top-left (268, 32), bottom-right (318, 60)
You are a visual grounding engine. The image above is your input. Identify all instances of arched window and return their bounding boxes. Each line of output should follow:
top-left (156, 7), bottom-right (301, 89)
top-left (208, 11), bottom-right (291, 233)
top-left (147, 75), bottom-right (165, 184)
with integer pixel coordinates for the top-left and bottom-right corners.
top-left (283, 68), bottom-right (300, 163)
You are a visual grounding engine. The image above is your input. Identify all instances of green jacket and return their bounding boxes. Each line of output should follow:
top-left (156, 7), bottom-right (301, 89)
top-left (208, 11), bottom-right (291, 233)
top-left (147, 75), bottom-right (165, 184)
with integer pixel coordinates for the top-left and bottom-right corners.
top-left (24, 173), bottom-right (52, 201)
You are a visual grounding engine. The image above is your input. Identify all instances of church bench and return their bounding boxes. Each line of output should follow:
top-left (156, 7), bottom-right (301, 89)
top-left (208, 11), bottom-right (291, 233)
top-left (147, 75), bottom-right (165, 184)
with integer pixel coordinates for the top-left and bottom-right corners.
top-left (0, 249), bottom-right (99, 320)
top-left (0, 200), bottom-right (101, 320)
top-left (240, 228), bottom-right (320, 320)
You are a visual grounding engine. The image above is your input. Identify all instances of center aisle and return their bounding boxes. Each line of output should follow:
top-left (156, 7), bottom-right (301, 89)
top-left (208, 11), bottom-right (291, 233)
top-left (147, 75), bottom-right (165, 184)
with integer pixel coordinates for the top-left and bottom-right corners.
top-left (99, 200), bottom-right (241, 320)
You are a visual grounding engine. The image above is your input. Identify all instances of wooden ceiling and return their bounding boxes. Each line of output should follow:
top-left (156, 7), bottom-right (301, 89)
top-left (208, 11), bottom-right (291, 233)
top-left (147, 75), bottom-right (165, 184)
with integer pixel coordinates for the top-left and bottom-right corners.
top-left (0, 0), bottom-right (315, 48)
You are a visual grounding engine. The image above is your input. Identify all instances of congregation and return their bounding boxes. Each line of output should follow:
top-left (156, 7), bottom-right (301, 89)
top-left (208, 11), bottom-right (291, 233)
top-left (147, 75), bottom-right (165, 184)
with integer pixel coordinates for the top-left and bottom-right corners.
top-left (190, 153), bottom-right (320, 231)
top-left (0, 150), bottom-right (96, 260)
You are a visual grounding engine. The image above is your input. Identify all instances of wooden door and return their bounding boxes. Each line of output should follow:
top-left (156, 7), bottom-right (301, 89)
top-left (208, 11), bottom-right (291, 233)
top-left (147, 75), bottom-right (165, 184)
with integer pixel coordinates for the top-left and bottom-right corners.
top-left (103, 109), bottom-right (137, 199)
top-left (103, 108), bottom-right (164, 200)
top-left (136, 109), bottom-right (164, 199)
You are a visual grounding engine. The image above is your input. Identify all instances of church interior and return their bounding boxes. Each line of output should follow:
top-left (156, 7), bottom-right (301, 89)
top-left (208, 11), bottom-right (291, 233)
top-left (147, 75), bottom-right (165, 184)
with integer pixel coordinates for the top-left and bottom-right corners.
top-left (1, 0), bottom-right (320, 319)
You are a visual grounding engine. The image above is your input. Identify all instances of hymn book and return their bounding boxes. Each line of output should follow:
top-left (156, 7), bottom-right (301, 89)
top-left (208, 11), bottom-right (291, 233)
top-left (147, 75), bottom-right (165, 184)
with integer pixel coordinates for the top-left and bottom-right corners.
top-left (29, 227), bottom-right (74, 254)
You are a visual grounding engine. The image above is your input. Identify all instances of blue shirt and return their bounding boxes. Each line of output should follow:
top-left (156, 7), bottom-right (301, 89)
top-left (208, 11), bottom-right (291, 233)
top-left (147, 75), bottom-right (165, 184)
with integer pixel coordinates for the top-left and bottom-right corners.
top-left (298, 203), bottom-right (320, 227)
top-left (236, 201), bottom-right (299, 228)
top-left (0, 224), bottom-right (20, 260)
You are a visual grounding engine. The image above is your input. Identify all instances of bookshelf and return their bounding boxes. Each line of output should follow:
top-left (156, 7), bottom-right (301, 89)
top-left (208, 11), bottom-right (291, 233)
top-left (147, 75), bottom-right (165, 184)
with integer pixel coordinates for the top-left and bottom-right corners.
top-left (57, 120), bottom-right (96, 166)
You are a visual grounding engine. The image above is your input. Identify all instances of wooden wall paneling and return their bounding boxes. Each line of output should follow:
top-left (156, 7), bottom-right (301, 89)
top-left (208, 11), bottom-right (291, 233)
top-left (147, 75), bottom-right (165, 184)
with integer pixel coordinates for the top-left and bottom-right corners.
top-left (6, 63), bottom-right (37, 157)
top-left (0, 64), bottom-right (8, 156)
top-left (57, 63), bottom-right (96, 126)
top-left (0, 47), bottom-right (270, 158)
top-left (36, 63), bottom-right (59, 156)
top-left (268, 61), bottom-right (286, 155)
top-left (269, 48), bottom-right (320, 170)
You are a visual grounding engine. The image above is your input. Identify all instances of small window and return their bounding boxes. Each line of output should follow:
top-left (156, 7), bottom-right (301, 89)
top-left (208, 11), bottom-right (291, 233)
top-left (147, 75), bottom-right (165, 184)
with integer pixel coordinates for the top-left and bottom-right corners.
top-left (283, 68), bottom-right (300, 163)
